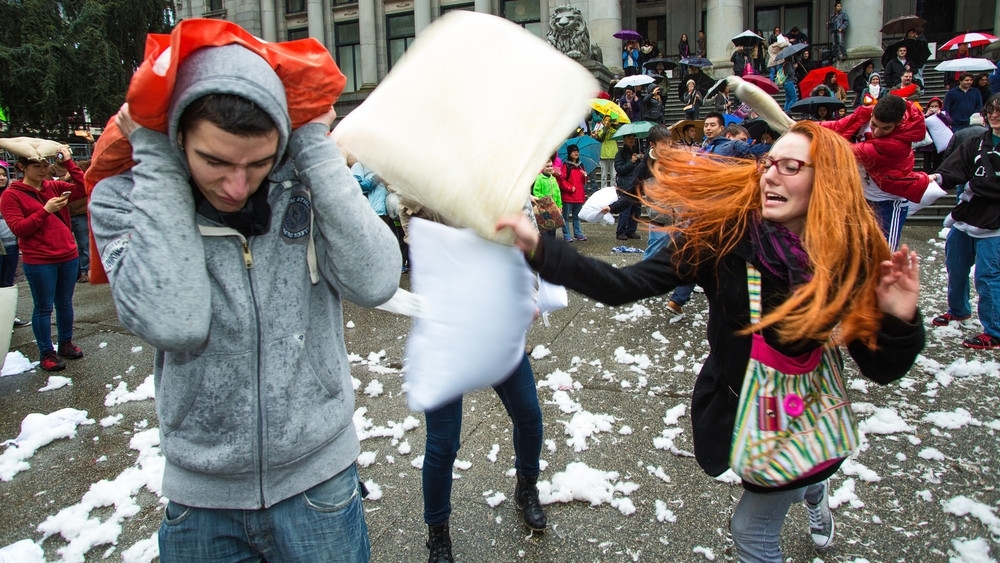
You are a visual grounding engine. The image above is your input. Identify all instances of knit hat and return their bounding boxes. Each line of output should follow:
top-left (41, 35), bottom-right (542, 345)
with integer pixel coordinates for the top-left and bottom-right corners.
top-left (868, 73), bottom-right (880, 84)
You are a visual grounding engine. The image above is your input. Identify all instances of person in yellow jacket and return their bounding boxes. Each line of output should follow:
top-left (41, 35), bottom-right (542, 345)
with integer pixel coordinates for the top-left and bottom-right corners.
top-left (591, 114), bottom-right (620, 189)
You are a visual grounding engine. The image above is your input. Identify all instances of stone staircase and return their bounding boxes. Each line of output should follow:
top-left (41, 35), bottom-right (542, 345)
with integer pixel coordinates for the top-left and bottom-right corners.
top-left (650, 60), bottom-right (958, 226)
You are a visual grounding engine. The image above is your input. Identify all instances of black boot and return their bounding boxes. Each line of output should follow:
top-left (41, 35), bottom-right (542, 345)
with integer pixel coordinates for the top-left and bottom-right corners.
top-left (426, 521), bottom-right (454, 563)
top-left (515, 473), bottom-right (548, 531)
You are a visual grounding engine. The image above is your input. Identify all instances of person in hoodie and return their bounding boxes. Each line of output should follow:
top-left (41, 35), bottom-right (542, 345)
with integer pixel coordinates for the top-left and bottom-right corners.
top-left (89, 44), bottom-right (400, 562)
top-left (0, 149), bottom-right (87, 372)
top-left (821, 95), bottom-right (929, 250)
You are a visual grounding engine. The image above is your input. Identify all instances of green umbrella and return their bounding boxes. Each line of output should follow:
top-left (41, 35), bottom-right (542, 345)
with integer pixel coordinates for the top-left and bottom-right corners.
top-left (612, 120), bottom-right (656, 139)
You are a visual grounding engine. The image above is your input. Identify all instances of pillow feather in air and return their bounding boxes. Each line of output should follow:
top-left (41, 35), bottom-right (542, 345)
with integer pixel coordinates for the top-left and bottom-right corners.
top-left (332, 11), bottom-right (597, 243)
top-left (0, 137), bottom-right (68, 161)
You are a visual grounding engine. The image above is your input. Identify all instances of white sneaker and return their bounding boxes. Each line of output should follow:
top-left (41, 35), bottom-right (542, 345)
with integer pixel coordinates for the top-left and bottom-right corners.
top-left (805, 481), bottom-right (834, 548)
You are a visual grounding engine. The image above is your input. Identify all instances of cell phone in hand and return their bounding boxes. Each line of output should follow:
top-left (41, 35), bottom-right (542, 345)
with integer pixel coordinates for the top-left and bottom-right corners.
top-left (61, 191), bottom-right (72, 198)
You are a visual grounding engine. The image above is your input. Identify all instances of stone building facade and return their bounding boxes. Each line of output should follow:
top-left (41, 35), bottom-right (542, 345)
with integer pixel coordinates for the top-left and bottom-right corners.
top-left (177, 0), bottom-right (997, 101)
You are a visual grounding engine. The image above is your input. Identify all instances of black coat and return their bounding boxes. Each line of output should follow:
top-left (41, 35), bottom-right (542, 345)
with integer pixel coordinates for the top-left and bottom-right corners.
top-left (530, 234), bottom-right (925, 492)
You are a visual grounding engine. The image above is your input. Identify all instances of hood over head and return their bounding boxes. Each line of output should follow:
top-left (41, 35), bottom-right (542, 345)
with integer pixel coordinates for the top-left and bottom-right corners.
top-left (167, 44), bottom-right (291, 172)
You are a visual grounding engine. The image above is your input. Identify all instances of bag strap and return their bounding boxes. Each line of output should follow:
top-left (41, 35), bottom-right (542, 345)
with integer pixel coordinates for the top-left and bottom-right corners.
top-left (746, 263), bottom-right (762, 324)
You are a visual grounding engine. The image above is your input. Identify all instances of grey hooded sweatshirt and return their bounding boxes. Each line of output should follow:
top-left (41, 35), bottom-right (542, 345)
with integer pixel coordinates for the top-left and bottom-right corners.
top-left (89, 45), bottom-right (401, 509)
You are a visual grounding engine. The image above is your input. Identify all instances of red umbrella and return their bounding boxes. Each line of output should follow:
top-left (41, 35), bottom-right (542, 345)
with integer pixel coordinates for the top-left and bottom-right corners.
top-left (940, 32), bottom-right (999, 50)
top-left (799, 66), bottom-right (848, 98)
top-left (742, 75), bottom-right (779, 94)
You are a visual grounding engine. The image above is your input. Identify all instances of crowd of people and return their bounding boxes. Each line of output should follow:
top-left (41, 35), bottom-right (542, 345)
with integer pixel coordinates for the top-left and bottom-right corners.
top-left (0, 14), bottom-right (996, 563)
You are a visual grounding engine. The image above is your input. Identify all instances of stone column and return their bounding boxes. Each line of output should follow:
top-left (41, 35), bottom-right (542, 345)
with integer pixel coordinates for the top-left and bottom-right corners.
top-left (539, 0), bottom-right (550, 36)
top-left (705, 0), bottom-right (743, 76)
top-left (307, 0), bottom-right (325, 39)
top-left (995, 0), bottom-right (1000, 38)
top-left (415, 0), bottom-right (432, 34)
top-left (259, 0), bottom-right (277, 42)
top-left (359, 0), bottom-right (379, 87)
top-left (845, 0), bottom-right (883, 60)
top-left (588, 0), bottom-right (621, 69)
top-left (474, 0), bottom-right (489, 14)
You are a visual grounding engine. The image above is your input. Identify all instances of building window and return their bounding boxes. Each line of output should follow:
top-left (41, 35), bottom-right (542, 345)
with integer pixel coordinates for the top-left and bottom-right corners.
top-left (333, 0), bottom-right (357, 6)
top-left (440, 2), bottom-right (474, 16)
top-left (636, 16), bottom-right (665, 58)
top-left (386, 13), bottom-right (415, 71)
top-left (207, 0), bottom-right (223, 11)
top-left (336, 21), bottom-right (361, 92)
top-left (288, 27), bottom-right (309, 41)
top-left (501, 0), bottom-right (541, 38)
top-left (287, 0), bottom-right (306, 14)
top-left (754, 3), bottom-right (811, 45)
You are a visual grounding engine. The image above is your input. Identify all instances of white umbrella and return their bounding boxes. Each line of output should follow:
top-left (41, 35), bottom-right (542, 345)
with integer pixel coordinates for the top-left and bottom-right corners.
top-left (731, 30), bottom-right (764, 48)
top-left (935, 58), bottom-right (997, 73)
top-left (614, 74), bottom-right (656, 89)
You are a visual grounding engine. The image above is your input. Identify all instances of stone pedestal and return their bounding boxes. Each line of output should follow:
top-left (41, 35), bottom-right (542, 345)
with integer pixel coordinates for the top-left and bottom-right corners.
top-left (844, 0), bottom-right (883, 61)
top-left (579, 59), bottom-right (615, 91)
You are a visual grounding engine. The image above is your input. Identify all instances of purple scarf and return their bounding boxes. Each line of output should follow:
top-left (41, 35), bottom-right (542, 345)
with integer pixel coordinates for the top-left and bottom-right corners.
top-left (746, 213), bottom-right (812, 289)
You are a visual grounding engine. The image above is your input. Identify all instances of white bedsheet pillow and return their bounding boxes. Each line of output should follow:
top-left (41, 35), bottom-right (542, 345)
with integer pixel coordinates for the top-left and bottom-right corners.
top-left (332, 11), bottom-right (597, 244)
top-left (579, 186), bottom-right (618, 224)
top-left (403, 218), bottom-right (536, 411)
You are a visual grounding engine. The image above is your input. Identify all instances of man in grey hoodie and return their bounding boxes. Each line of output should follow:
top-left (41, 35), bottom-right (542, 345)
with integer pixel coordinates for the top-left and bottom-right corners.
top-left (89, 44), bottom-right (400, 561)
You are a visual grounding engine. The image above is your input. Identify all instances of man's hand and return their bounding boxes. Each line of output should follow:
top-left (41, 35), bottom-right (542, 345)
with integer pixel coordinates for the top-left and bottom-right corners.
top-left (115, 103), bottom-right (141, 138)
top-left (307, 106), bottom-right (338, 130)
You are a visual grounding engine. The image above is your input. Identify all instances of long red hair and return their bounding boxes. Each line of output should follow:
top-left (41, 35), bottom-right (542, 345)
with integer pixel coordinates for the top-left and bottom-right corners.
top-left (645, 121), bottom-right (890, 349)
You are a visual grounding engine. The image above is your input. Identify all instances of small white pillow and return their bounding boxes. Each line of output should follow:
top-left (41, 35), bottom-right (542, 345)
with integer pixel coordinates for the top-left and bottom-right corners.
top-left (580, 186), bottom-right (618, 224)
top-left (333, 11), bottom-right (598, 244)
top-left (403, 218), bottom-right (536, 411)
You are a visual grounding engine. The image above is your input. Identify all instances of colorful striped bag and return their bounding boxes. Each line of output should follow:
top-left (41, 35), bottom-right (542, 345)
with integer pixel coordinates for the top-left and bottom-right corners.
top-left (729, 264), bottom-right (861, 487)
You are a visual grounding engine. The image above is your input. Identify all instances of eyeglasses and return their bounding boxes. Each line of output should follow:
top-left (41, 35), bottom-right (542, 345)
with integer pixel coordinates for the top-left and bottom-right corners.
top-left (757, 156), bottom-right (812, 176)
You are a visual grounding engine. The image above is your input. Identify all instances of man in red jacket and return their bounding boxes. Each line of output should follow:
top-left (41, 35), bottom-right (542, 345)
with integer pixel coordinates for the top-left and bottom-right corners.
top-left (821, 95), bottom-right (930, 250)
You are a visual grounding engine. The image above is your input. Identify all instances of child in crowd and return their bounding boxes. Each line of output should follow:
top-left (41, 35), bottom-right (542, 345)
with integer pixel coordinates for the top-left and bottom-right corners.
top-left (532, 159), bottom-right (562, 238)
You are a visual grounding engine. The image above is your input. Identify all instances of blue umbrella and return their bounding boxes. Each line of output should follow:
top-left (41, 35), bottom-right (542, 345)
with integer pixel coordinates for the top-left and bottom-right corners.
top-left (771, 43), bottom-right (808, 65)
top-left (557, 136), bottom-right (601, 174)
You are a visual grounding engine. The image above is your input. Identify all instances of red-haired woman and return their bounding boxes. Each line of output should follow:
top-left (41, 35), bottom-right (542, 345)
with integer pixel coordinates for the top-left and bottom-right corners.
top-left (498, 121), bottom-right (924, 560)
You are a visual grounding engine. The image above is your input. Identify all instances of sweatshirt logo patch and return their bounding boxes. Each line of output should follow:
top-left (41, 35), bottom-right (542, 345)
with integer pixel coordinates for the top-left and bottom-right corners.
top-left (282, 195), bottom-right (311, 240)
top-left (101, 235), bottom-right (131, 272)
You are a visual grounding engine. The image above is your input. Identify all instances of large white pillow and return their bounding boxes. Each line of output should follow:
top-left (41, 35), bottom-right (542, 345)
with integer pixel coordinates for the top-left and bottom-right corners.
top-left (332, 11), bottom-right (598, 244)
top-left (403, 218), bottom-right (536, 411)
top-left (0, 137), bottom-right (68, 161)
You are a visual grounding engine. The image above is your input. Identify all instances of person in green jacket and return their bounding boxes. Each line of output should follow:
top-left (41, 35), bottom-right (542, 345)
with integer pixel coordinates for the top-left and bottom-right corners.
top-left (592, 114), bottom-right (620, 189)
top-left (532, 158), bottom-right (562, 238)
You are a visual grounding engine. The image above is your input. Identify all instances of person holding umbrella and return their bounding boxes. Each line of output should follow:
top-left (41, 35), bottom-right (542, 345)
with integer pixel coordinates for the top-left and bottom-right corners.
top-left (678, 34), bottom-right (692, 79)
top-left (622, 40), bottom-right (640, 76)
top-left (558, 144), bottom-right (589, 242)
top-left (944, 73), bottom-right (984, 132)
top-left (883, 44), bottom-right (911, 89)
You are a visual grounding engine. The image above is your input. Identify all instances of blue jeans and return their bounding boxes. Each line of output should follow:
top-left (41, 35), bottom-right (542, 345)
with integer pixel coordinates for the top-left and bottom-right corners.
top-left (645, 229), bottom-right (694, 305)
top-left (158, 464), bottom-right (370, 562)
top-left (868, 199), bottom-right (907, 251)
top-left (423, 354), bottom-right (542, 525)
top-left (0, 244), bottom-right (18, 287)
top-left (946, 228), bottom-right (1000, 337)
top-left (832, 31), bottom-right (846, 58)
top-left (783, 81), bottom-right (798, 112)
top-left (70, 215), bottom-right (90, 272)
top-left (730, 482), bottom-right (825, 562)
top-left (22, 258), bottom-right (78, 355)
top-left (561, 202), bottom-right (584, 240)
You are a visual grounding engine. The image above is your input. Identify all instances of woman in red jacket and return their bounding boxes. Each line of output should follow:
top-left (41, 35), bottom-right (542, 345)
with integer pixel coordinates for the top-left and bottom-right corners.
top-left (0, 148), bottom-right (87, 371)
top-left (558, 144), bottom-right (588, 242)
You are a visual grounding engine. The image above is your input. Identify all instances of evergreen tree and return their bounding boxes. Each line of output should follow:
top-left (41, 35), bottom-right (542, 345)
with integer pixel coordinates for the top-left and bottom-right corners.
top-left (0, 0), bottom-right (175, 138)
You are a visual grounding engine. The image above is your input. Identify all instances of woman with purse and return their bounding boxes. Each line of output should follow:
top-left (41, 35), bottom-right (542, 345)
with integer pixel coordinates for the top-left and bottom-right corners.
top-left (497, 120), bottom-right (924, 561)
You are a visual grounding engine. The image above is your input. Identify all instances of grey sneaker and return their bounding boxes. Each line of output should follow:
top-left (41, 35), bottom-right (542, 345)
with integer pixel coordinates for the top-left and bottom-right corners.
top-left (805, 481), bottom-right (834, 548)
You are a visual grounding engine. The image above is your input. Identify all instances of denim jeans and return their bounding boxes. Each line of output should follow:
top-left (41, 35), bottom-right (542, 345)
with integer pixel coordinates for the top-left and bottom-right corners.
top-left (946, 228), bottom-right (1000, 337)
top-left (783, 81), bottom-right (799, 112)
top-left (22, 258), bottom-right (78, 355)
top-left (423, 354), bottom-right (543, 525)
top-left (832, 31), bottom-right (847, 59)
top-left (561, 203), bottom-right (584, 240)
top-left (0, 244), bottom-right (18, 287)
top-left (868, 199), bottom-right (907, 251)
top-left (616, 204), bottom-right (639, 236)
top-left (730, 482), bottom-right (825, 562)
top-left (70, 215), bottom-right (90, 272)
top-left (158, 464), bottom-right (370, 562)
top-left (645, 229), bottom-right (695, 305)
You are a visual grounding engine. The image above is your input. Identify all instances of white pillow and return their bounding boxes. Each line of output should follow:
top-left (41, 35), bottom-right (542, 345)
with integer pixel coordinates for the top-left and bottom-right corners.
top-left (332, 11), bottom-right (598, 244)
top-left (0, 137), bottom-right (68, 161)
top-left (579, 186), bottom-right (618, 224)
top-left (924, 113), bottom-right (953, 154)
top-left (403, 218), bottom-right (536, 411)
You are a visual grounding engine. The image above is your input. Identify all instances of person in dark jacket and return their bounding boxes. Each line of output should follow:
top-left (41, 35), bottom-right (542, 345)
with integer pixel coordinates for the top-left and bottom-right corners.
top-left (611, 134), bottom-right (643, 240)
top-left (498, 120), bottom-right (923, 560)
top-left (928, 95), bottom-right (1000, 349)
top-left (642, 86), bottom-right (665, 123)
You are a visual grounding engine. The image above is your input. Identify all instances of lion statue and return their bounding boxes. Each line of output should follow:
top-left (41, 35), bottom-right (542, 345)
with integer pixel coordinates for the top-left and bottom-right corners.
top-left (547, 6), bottom-right (602, 62)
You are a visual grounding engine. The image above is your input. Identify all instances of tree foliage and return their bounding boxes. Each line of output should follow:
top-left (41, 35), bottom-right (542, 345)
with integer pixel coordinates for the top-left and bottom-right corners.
top-left (0, 0), bottom-right (175, 138)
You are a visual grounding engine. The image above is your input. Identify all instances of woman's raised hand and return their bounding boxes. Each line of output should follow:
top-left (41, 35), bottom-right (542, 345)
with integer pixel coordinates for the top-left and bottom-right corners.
top-left (875, 244), bottom-right (920, 322)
